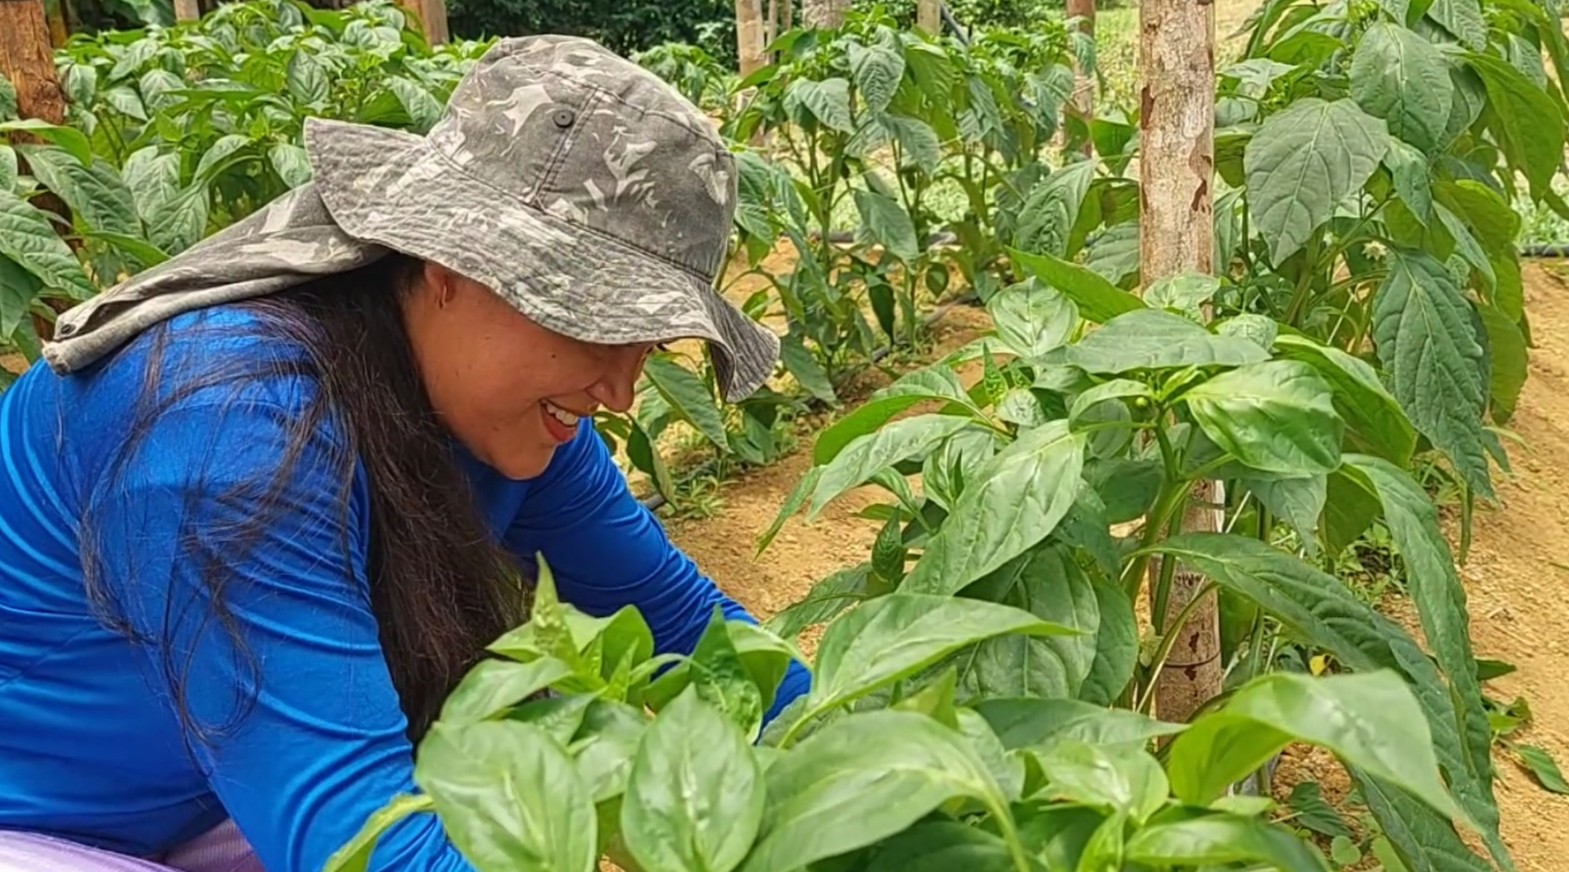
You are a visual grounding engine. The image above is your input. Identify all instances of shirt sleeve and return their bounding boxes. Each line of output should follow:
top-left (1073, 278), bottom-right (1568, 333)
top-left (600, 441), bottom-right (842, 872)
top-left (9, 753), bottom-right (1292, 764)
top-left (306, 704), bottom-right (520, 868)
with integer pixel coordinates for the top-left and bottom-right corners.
top-left (83, 397), bottom-right (474, 872)
top-left (504, 420), bottom-right (812, 722)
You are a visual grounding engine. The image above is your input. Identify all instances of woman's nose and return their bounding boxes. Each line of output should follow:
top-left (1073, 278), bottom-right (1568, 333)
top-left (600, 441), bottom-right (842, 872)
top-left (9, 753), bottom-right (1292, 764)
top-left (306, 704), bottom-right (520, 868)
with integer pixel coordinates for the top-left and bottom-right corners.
top-left (586, 346), bottom-right (649, 413)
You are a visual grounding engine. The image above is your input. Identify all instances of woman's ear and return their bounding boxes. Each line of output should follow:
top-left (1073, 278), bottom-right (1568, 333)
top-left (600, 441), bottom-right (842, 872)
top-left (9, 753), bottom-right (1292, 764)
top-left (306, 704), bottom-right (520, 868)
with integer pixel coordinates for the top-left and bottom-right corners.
top-left (418, 260), bottom-right (458, 310)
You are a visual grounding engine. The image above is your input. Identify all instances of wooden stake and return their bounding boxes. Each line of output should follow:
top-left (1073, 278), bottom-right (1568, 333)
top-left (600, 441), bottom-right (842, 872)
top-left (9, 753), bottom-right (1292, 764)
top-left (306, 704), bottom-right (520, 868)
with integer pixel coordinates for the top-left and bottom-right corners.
top-left (736, 0), bottom-right (767, 76)
top-left (916, 0), bottom-right (940, 35)
top-left (1065, 0), bottom-right (1095, 156)
top-left (173, 0), bottom-right (201, 22)
top-left (1139, 0), bottom-right (1221, 726)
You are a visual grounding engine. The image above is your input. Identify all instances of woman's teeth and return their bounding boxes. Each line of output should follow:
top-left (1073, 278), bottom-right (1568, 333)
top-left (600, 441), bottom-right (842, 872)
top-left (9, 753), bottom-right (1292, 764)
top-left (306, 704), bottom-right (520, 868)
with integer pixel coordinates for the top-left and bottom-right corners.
top-left (544, 401), bottom-right (580, 427)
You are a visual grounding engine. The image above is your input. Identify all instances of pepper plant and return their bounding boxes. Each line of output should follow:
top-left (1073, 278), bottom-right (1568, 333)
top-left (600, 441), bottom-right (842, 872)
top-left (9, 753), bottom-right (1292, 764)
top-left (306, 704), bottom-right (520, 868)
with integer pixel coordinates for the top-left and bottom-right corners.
top-left (1032, 0), bottom-right (1568, 527)
top-left (761, 271), bottom-right (1514, 870)
top-left (323, 555), bottom-right (1471, 872)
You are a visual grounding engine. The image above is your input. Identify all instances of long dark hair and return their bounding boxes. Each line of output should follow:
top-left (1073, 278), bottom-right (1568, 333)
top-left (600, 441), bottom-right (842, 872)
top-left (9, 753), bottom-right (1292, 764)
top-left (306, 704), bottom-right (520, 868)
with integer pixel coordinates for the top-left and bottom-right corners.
top-left (78, 251), bottom-right (527, 745)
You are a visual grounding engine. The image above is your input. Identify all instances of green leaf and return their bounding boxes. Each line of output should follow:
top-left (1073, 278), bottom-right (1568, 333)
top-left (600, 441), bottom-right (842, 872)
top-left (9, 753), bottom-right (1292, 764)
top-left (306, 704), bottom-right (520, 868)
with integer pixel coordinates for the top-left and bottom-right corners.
top-left (764, 567), bottom-right (870, 640)
top-left (1166, 671), bottom-right (1464, 823)
top-left (812, 368), bottom-right (981, 465)
top-left (1343, 454), bottom-right (1496, 801)
top-left (643, 355), bottom-right (728, 450)
top-left (785, 77), bottom-right (855, 133)
top-left (15, 145), bottom-right (138, 237)
top-left (1066, 309), bottom-right (1269, 374)
top-left (322, 793), bottom-right (436, 872)
top-left (986, 278), bottom-right (1079, 361)
top-left (1126, 814), bottom-right (1329, 871)
top-left (0, 145), bottom-right (16, 193)
top-left (742, 710), bottom-right (1006, 872)
top-left (847, 41), bottom-right (904, 115)
top-left (1350, 23), bottom-right (1454, 153)
top-left (0, 75), bottom-right (15, 119)
top-left (883, 115), bottom-right (941, 174)
top-left (1426, 0), bottom-right (1487, 50)
top-left (1240, 473), bottom-right (1327, 555)
top-left (956, 546), bottom-right (1135, 704)
top-left (121, 146), bottom-right (180, 226)
top-left (1287, 781), bottom-right (1354, 838)
top-left (1013, 161), bottom-right (1096, 258)
top-left (0, 119), bottom-right (93, 166)
top-left (287, 50), bottom-right (330, 105)
top-left (1465, 52), bottom-right (1566, 198)
top-left (862, 822), bottom-right (1017, 872)
top-left (415, 721), bottom-right (597, 872)
top-left (440, 657), bottom-right (573, 725)
top-left (622, 687), bottom-right (764, 872)
top-left (852, 188), bottom-right (918, 263)
top-left (1150, 532), bottom-right (1506, 866)
top-left (390, 76), bottom-right (444, 132)
top-left (0, 256), bottom-right (43, 337)
top-left (903, 421), bottom-right (1087, 595)
top-left (144, 183), bottom-right (209, 257)
top-left (194, 134), bottom-right (252, 183)
top-left (1034, 740), bottom-right (1169, 823)
top-left (269, 142), bottom-right (313, 188)
top-left (1275, 333), bottom-right (1416, 466)
top-left (1385, 140), bottom-right (1434, 224)
top-left (1373, 249), bottom-right (1491, 498)
top-left (103, 85), bottom-right (147, 121)
top-left (973, 696), bottom-right (1184, 752)
top-left (574, 699), bottom-right (648, 802)
top-left (1217, 313), bottom-right (1279, 350)
top-left (687, 607), bottom-right (765, 739)
top-left (0, 189), bottom-right (94, 300)
top-left (804, 592), bottom-right (1075, 720)
top-left (1476, 306), bottom-right (1527, 424)
top-left (808, 414), bottom-right (973, 518)
top-left (1182, 360), bottom-right (1344, 476)
top-left (1357, 775), bottom-right (1491, 872)
top-left (1145, 273), bottom-right (1220, 321)
top-left (779, 334), bottom-right (835, 403)
top-left (1516, 745), bottom-right (1569, 795)
top-left (1007, 247), bottom-right (1146, 324)
top-left (1244, 98), bottom-right (1390, 264)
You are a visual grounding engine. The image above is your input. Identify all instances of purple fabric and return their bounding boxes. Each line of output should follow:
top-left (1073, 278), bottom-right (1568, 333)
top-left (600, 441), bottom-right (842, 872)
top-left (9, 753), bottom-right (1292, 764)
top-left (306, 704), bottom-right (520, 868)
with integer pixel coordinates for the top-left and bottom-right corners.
top-left (0, 820), bottom-right (263, 872)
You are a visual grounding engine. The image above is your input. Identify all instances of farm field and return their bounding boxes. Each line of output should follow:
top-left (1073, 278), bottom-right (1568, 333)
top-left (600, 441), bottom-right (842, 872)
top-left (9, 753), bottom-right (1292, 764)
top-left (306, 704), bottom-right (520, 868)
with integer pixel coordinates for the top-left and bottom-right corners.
top-left (2, 0), bottom-right (1568, 868)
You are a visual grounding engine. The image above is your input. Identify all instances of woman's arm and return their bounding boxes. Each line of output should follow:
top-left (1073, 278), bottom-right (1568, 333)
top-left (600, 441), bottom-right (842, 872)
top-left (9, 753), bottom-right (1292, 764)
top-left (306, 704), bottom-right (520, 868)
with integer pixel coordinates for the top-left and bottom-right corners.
top-left (85, 397), bottom-right (473, 872)
top-left (504, 419), bottom-right (811, 722)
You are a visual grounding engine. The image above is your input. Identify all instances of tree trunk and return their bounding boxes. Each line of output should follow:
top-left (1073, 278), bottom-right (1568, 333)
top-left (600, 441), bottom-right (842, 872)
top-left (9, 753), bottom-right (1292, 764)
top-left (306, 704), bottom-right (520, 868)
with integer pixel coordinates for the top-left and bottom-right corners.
top-left (801, 0), bottom-right (847, 29)
top-left (1065, 0), bottom-right (1095, 156)
top-left (398, 0), bottom-right (447, 44)
top-left (780, 0), bottom-right (792, 32)
top-left (916, 0), bottom-right (940, 34)
top-left (736, 0), bottom-right (767, 77)
top-left (1139, 0), bottom-right (1221, 726)
top-left (0, 0), bottom-right (73, 339)
top-left (173, 0), bottom-right (201, 21)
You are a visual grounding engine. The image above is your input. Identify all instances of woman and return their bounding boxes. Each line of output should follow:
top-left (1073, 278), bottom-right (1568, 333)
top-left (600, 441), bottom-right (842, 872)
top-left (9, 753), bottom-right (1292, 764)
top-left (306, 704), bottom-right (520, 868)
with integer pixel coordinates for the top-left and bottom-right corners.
top-left (0, 34), bottom-right (810, 872)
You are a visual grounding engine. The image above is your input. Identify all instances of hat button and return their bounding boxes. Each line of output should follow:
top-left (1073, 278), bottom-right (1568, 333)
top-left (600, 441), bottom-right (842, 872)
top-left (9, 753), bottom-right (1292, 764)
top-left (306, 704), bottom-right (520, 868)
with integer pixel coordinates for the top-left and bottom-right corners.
top-left (552, 107), bottom-right (575, 128)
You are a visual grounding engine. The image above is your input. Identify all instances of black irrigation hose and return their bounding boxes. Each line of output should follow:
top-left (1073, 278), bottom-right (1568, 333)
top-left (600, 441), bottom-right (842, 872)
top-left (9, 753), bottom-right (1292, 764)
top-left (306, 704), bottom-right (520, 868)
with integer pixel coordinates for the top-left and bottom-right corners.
top-left (939, 3), bottom-right (971, 46)
top-left (1522, 244), bottom-right (1569, 258)
top-left (637, 289), bottom-right (982, 512)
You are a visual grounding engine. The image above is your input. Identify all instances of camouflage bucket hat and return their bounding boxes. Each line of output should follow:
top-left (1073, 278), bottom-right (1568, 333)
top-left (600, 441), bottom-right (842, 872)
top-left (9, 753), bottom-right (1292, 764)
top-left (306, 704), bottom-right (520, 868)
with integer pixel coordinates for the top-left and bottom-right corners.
top-left (42, 34), bottom-right (777, 403)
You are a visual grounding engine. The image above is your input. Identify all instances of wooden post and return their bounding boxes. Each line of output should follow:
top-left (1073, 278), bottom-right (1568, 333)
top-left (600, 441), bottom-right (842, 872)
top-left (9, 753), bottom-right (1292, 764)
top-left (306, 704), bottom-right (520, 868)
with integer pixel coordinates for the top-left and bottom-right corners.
top-left (397, 0), bottom-right (447, 44)
top-left (173, 0), bottom-right (201, 22)
top-left (1139, 0), bottom-right (1221, 725)
top-left (916, 0), bottom-right (940, 34)
top-left (0, 0), bottom-right (74, 339)
top-left (736, 0), bottom-right (767, 76)
top-left (1065, 0), bottom-right (1095, 156)
top-left (801, 0), bottom-right (847, 29)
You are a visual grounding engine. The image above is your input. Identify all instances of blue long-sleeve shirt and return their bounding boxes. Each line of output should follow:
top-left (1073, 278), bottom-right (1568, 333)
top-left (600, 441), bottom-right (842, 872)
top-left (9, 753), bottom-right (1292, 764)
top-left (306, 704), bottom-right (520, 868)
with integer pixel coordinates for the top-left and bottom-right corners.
top-left (0, 305), bottom-right (810, 871)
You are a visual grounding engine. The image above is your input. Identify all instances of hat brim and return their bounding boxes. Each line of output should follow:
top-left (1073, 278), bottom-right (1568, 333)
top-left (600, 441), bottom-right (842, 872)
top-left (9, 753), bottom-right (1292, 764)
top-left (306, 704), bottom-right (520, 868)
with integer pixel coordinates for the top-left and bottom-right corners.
top-left (302, 117), bottom-right (778, 402)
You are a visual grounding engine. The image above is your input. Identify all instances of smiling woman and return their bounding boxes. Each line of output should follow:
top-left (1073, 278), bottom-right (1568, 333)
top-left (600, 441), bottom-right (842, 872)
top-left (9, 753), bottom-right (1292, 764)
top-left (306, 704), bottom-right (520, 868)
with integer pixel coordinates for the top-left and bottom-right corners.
top-left (0, 33), bottom-right (809, 872)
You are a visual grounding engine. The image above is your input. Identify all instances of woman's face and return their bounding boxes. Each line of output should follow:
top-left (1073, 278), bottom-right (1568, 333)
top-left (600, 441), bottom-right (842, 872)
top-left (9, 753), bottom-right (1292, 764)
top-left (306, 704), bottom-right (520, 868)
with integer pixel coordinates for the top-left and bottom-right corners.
top-left (402, 261), bottom-right (658, 480)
